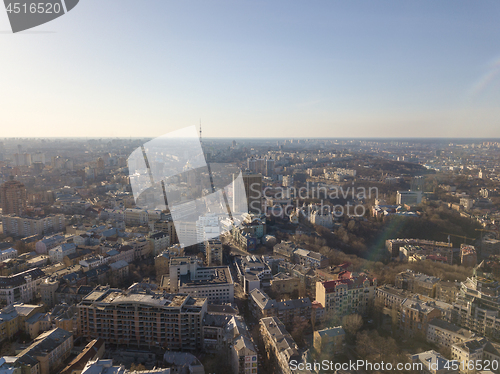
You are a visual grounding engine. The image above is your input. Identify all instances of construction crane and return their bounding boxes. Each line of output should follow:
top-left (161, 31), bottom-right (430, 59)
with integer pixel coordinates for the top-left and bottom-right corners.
top-left (475, 228), bottom-right (499, 239)
top-left (442, 232), bottom-right (475, 245)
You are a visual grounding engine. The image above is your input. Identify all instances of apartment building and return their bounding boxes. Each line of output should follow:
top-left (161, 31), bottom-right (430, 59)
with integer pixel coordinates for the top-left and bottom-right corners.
top-left (249, 288), bottom-right (311, 324)
top-left (395, 270), bottom-right (440, 298)
top-left (16, 327), bottom-right (73, 374)
top-left (48, 243), bottom-right (76, 263)
top-left (202, 314), bottom-right (258, 374)
top-left (78, 286), bottom-right (207, 351)
top-left (123, 208), bottom-right (149, 226)
top-left (270, 272), bottom-right (300, 296)
top-left (149, 215), bottom-right (178, 246)
top-left (427, 319), bottom-right (475, 349)
top-left (205, 239), bottom-right (223, 266)
top-left (168, 256), bottom-right (234, 304)
top-left (2, 214), bottom-right (65, 237)
top-left (400, 299), bottom-right (441, 338)
top-left (260, 317), bottom-right (301, 374)
top-left (452, 262), bottom-right (500, 340)
top-left (235, 255), bottom-right (272, 294)
top-left (0, 268), bottom-right (45, 306)
top-left (313, 327), bottom-right (345, 355)
top-left (148, 232), bottom-right (170, 256)
top-left (396, 190), bottom-right (422, 205)
top-left (436, 281), bottom-right (461, 304)
top-left (35, 234), bottom-right (65, 254)
top-left (410, 350), bottom-right (458, 374)
top-left (0, 179), bottom-right (27, 216)
top-left (293, 248), bottom-right (329, 269)
top-left (375, 284), bottom-right (413, 310)
top-left (386, 239), bottom-right (454, 263)
top-left (124, 237), bottom-right (150, 259)
top-left (0, 248), bottom-right (18, 262)
top-left (315, 271), bottom-right (376, 324)
top-left (451, 337), bottom-right (500, 374)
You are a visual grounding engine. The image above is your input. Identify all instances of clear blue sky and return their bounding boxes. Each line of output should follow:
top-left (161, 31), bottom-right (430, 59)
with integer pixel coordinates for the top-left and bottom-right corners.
top-left (1, 0), bottom-right (500, 138)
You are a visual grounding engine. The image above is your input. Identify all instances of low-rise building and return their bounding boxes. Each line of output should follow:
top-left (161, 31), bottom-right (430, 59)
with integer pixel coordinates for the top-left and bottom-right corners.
top-left (313, 327), bottom-right (345, 355)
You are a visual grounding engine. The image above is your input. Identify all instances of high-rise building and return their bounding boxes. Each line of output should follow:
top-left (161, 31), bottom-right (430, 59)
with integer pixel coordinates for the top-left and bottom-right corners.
top-left (235, 171), bottom-right (262, 214)
top-left (206, 239), bottom-right (223, 266)
top-left (0, 178), bottom-right (27, 216)
top-left (265, 158), bottom-right (275, 177)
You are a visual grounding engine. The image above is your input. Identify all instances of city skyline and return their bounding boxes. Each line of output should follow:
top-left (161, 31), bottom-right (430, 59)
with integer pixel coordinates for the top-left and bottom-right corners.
top-left (1, 0), bottom-right (500, 138)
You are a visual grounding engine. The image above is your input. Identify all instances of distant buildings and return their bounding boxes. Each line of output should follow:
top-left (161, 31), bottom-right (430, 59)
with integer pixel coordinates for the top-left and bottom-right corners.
top-left (273, 241), bottom-right (328, 268)
top-left (2, 214), bottom-right (65, 237)
top-left (386, 238), bottom-right (454, 264)
top-left (396, 190), bottom-right (422, 206)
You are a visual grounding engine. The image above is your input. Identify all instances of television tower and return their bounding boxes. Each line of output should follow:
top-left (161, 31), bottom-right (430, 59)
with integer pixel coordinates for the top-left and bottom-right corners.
top-left (199, 119), bottom-right (202, 144)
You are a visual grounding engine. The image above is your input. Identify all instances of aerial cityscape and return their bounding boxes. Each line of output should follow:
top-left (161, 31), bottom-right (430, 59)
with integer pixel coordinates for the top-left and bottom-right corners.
top-left (0, 135), bottom-right (499, 374)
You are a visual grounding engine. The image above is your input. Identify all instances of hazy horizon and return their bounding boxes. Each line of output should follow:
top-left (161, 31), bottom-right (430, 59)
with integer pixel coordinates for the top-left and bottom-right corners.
top-left (1, 0), bottom-right (500, 138)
